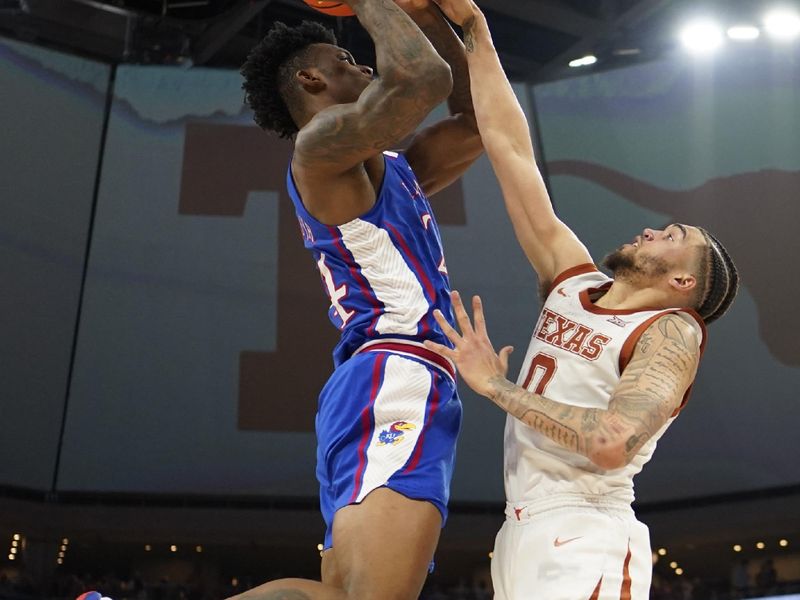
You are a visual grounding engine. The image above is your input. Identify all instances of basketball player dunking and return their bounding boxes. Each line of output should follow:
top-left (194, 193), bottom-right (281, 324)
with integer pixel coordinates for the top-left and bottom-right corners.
top-left (234, 0), bottom-right (481, 599)
top-left (423, 0), bottom-right (739, 598)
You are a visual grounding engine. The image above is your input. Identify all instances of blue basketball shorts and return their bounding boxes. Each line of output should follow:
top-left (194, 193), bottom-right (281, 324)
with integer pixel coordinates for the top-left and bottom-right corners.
top-left (315, 339), bottom-right (462, 549)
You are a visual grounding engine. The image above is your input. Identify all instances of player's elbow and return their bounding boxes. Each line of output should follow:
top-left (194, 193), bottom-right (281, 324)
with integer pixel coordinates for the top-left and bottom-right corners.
top-left (419, 60), bottom-right (453, 103)
top-left (587, 440), bottom-right (630, 471)
top-left (384, 58), bottom-right (452, 103)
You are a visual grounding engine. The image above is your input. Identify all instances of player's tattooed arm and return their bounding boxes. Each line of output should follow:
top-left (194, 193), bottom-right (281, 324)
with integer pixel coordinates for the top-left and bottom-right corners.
top-left (405, 1), bottom-right (473, 118)
top-left (400, 1), bottom-right (484, 195)
top-left (603, 314), bottom-right (701, 464)
top-left (488, 314), bottom-right (700, 468)
top-left (294, 0), bottom-right (452, 172)
top-left (425, 293), bottom-right (701, 470)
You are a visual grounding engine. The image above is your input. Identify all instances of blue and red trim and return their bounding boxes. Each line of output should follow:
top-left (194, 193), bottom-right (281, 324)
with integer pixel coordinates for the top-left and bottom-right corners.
top-left (383, 222), bottom-right (437, 336)
top-left (326, 226), bottom-right (383, 336)
top-left (348, 352), bottom-right (386, 503)
top-left (355, 339), bottom-right (456, 382)
top-left (403, 374), bottom-right (442, 474)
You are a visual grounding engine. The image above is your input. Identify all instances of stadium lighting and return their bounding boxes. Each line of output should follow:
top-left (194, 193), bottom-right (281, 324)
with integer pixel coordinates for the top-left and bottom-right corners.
top-left (680, 20), bottom-right (724, 53)
top-left (568, 55), bottom-right (598, 68)
top-left (727, 25), bottom-right (761, 40)
top-left (764, 9), bottom-right (800, 39)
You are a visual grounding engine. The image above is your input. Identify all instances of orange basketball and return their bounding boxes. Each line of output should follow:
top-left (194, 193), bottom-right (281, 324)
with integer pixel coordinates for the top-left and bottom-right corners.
top-left (302, 0), bottom-right (355, 17)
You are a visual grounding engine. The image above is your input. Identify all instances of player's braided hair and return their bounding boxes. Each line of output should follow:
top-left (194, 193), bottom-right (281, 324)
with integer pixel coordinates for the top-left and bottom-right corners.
top-left (241, 21), bottom-right (337, 139)
top-left (696, 228), bottom-right (739, 325)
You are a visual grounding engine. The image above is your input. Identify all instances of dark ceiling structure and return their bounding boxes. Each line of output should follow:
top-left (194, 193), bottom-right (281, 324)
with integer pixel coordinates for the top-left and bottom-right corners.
top-left (0, 0), bottom-right (771, 82)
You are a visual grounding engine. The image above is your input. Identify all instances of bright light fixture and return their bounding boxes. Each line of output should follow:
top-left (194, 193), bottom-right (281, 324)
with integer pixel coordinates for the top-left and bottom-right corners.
top-left (676, 567), bottom-right (684, 575)
top-left (756, 541), bottom-right (766, 549)
top-left (733, 544), bottom-right (742, 552)
top-left (568, 55), bottom-right (598, 68)
top-left (658, 548), bottom-right (667, 556)
top-left (779, 539), bottom-right (789, 547)
top-left (764, 9), bottom-right (800, 39)
top-left (727, 25), bottom-right (761, 40)
top-left (680, 20), bottom-right (724, 53)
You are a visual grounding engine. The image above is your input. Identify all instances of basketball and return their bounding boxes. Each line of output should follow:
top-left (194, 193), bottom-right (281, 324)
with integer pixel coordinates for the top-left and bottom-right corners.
top-left (302, 0), bottom-right (355, 17)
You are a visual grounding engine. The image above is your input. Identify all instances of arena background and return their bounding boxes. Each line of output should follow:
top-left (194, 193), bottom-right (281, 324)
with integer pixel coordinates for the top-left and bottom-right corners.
top-left (2, 17), bottom-right (800, 596)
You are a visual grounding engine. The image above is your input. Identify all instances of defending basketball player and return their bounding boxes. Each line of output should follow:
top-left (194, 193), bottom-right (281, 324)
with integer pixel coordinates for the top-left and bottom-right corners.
top-left (422, 0), bottom-right (739, 598)
top-left (234, 0), bottom-right (481, 599)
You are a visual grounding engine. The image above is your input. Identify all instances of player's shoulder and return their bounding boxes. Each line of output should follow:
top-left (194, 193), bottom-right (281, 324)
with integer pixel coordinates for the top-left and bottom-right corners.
top-left (543, 263), bottom-right (606, 298)
top-left (645, 311), bottom-right (704, 353)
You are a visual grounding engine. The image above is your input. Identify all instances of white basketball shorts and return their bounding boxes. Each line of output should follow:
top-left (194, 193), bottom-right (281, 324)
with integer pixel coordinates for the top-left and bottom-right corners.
top-left (491, 496), bottom-right (652, 600)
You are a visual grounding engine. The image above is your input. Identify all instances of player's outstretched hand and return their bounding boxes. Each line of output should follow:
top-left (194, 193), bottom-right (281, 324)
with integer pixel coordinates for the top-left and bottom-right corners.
top-left (431, 0), bottom-right (480, 27)
top-left (424, 291), bottom-right (513, 398)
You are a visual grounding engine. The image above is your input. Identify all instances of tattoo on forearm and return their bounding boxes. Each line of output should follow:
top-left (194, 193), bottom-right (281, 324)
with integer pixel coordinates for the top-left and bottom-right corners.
top-left (485, 314), bottom-right (698, 468)
top-left (463, 17), bottom-right (476, 53)
top-left (419, 14), bottom-right (473, 115)
top-left (488, 376), bottom-right (582, 453)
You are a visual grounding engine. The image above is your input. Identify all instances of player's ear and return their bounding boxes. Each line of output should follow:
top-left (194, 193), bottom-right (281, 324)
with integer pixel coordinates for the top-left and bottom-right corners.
top-left (297, 69), bottom-right (326, 94)
top-left (669, 272), bottom-right (697, 294)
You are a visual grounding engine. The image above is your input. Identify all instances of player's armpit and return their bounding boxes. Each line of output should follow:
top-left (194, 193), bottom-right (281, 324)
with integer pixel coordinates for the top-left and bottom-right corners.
top-left (592, 314), bottom-right (701, 469)
top-left (403, 114), bottom-right (482, 196)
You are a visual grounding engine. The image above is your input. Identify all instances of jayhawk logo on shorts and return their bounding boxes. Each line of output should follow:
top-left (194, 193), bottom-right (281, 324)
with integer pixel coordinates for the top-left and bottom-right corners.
top-left (377, 421), bottom-right (417, 446)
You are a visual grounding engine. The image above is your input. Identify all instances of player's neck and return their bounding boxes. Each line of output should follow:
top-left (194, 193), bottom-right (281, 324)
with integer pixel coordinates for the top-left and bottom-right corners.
top-left (594, 279), bottom-right (668, 311)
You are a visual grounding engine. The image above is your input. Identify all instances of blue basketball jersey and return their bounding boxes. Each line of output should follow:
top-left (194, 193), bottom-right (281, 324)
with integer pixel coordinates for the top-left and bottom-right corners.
top-left (287, 151), bottom-right (455, 366)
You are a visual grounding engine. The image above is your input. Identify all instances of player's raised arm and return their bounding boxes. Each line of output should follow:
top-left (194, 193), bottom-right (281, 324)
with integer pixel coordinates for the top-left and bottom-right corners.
top-left (399, 0), bottom-right (483, 196)
top-left (432, 0), bottom-right (592, 290)
top-left (294, 0), bottom-right (453, 175)
top-left (426, 292), bottom-right (701, 470)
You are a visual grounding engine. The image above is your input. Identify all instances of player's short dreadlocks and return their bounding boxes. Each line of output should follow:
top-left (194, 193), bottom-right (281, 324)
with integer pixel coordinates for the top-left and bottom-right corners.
top-left (241, 21), bottom-right (337, 139)
top-left (696, 228), bottom-right (739, 325)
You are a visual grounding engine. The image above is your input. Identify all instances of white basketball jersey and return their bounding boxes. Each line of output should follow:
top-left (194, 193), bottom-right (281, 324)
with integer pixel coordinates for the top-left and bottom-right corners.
top-left (504, 264), bottom-right (706, 505)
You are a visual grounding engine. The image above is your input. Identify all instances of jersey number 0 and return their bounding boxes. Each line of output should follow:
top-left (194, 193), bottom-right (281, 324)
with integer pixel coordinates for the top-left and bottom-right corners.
top-left (521, 352), bottom-right (558, 395)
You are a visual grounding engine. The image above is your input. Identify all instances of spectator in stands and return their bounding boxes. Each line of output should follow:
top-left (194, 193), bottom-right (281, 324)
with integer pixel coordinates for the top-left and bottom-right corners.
top-left (731, 558), bottom-right (750, 598)
top-left (756, 558), bottom-right (778, 596)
